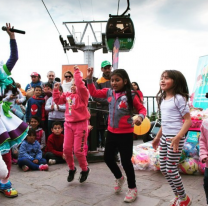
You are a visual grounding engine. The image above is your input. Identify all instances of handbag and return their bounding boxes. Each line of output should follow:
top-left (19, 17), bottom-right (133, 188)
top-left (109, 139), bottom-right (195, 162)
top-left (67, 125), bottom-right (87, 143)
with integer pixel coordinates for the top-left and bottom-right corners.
top-left (11, 104), bottom-right (24, 119)
top-left (26, 84), bottom-right (34, 99)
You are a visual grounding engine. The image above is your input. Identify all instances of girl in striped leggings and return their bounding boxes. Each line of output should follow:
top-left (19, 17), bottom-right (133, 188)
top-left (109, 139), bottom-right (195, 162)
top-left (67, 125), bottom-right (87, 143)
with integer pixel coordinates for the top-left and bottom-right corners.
top-left (152, 70), bottom-right (192, 206)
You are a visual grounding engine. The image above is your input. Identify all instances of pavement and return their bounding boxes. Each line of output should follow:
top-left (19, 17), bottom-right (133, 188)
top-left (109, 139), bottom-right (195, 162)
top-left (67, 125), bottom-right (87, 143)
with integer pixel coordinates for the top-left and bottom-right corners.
top-left (0, 139), bottom-right (206, 206)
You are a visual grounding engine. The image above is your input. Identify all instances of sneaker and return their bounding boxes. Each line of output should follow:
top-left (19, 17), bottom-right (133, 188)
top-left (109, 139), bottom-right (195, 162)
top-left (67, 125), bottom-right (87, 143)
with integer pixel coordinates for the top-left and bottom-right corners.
top-left (0, 188), bottom-right (18, 198)
top-left (170, 197), bottom-right (179, 206)
top-left (0, 181), bottom-right (12, 190)
top-left (22, 165), bottom-right (29, 172)
top-left (124, 188), bottom-right (137, 203)
top-left (176, 195), bottom-right (191, 206)
top-left (39, 164), bottom-right (49, 171)
top-left (79, 167), bottom-right (90, 183)
top-left (114, 176), bottom-right (125, 193)
top-left (67, 167), bottom-right (77, 182)
top-left (48, 159), bottom-right (56, 165)
top-left (100, 147), bottom-right (105, 152)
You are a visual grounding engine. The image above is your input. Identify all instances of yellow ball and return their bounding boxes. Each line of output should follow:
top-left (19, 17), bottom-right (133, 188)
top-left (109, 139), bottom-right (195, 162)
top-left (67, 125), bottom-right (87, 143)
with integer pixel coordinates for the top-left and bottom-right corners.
top-left (133, 116), bottom-right (151, 135)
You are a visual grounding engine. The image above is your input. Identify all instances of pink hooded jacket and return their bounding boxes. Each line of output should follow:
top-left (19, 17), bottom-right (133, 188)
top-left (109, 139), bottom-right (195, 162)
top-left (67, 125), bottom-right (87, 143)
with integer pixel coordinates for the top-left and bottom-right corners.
top-left (199, 119), bottom-right (208, 168)
top-left (53, 69), bottom-right (90, 122)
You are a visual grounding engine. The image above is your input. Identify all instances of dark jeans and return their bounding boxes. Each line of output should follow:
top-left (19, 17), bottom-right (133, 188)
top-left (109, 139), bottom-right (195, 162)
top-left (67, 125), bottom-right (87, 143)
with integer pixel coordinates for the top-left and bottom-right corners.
top-left (97, 129), bottom-right (106, 147)
top-left (44, 152), bottom-right (65, 164)
top-left (18, 157), bottom-right (47, 170)
top-left (48, 120), bottom-right (65, 136)
top-left (204, 167), bottom-right (208, 204)
top-left (104, 131), bottom-right (136, 189)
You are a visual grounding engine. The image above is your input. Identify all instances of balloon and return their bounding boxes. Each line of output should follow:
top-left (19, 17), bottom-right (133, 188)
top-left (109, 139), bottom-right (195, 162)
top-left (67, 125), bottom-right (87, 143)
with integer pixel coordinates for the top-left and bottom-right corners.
top-left (134, 152), bottom-right (150, 169)
top-left (179, 158), bottom-right (198, 175)
top-left (180, 150), bottom-right (186, 162)
top-left (133, 117), bottom-right (151, 135)
top-left (198, 161), bottom-right (206, 175)
top-left (182, 142), bottom-right (198, 158)
top-left (152, 152), bottom-right (160, 171)
top-left (131, 156), bottom-right (136, 165)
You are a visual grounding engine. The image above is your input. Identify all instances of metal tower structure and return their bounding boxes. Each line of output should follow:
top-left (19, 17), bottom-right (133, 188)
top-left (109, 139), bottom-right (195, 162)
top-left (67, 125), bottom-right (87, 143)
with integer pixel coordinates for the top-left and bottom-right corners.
top-left (60, 21), bottom-right (108, 67)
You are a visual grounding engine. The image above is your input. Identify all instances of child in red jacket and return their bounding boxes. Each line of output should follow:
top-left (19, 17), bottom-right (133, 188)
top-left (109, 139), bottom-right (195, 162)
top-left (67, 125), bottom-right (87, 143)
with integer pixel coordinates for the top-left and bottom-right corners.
top-left (44, 121), bottom-right (65, 165)
top-left (87, 68), bottom-right (146, 203)
top-left (53, 66), bottom-right (90, 183)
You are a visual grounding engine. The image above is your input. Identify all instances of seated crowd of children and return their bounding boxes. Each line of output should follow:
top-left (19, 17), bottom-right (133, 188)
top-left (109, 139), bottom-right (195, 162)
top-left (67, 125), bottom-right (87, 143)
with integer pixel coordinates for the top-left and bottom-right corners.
top-left (6, 70), bottom-right (93, 173)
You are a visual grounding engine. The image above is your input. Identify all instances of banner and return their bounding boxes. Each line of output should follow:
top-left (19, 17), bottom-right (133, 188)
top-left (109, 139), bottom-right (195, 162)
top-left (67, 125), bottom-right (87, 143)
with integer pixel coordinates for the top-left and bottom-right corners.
top-left (112, 38), bottom-right (120, 70)
top-left (191, 55), bottom-right (208, 109)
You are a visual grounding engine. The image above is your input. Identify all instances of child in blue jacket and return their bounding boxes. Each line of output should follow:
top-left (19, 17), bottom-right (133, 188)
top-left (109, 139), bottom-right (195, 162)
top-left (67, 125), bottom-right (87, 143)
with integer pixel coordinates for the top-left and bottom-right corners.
top-left (18, 128), bottom-right (48, 171)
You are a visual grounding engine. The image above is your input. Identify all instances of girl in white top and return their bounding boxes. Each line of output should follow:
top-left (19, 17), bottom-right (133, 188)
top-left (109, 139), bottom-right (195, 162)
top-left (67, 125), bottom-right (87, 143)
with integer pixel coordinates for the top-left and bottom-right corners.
top-left (152, 70), bottom-right (192, 206)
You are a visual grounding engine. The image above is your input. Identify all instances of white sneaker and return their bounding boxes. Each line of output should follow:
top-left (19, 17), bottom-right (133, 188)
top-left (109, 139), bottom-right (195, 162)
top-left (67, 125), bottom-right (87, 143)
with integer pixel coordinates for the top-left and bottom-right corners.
top-left (114, 175), bottom-right (125, 193)
top-left (124, 188), bottom-right (137, 203)
top-left (100, 147), bottom-right (105, 152)
top-left (170, 197), bottom-right (178, 206)
top-left (48, 159), bottom-right (56, 165)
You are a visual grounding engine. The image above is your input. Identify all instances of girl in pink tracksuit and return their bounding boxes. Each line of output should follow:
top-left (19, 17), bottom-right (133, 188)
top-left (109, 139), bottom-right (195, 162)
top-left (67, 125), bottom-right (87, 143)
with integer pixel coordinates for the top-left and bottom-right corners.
top-left (53, 66), bottom-right (90, 183)
top-left (199, 119), bottom-right (208, 205)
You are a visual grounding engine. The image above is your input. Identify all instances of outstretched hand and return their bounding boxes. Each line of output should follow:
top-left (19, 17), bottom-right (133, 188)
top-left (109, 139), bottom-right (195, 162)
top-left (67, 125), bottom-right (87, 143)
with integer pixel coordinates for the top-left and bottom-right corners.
top-left (6, 23), bottom-right (15, 39)
top-left (87, 67), bottom-right (93, 79)
top-left (54, 82), bottom-right (60, 90)
top-left (74, 65), bottom-right (79, 71)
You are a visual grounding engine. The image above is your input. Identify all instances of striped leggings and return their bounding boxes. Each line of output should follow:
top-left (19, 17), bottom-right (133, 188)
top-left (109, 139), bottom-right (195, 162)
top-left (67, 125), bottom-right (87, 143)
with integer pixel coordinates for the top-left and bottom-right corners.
top-left (159, 134), bottom-right (186, 199)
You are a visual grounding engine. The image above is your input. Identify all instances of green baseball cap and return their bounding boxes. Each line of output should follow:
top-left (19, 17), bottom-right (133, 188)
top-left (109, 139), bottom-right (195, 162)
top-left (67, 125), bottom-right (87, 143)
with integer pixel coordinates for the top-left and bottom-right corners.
top-left (101, 60), bottom-right (111, 68)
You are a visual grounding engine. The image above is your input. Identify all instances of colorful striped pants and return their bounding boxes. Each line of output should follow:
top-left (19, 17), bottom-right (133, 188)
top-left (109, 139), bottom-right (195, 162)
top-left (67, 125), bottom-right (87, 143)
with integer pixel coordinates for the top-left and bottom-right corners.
top-left (159, 134), bottom-right (186, 199)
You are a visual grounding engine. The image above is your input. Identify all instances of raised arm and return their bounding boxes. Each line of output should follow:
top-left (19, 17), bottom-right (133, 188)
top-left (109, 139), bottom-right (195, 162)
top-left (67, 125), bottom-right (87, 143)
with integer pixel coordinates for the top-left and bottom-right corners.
top-left (53, 83), bottom-right (66, 105)
top-left (74, 66), bottom-right (89, 105)
top-left (5, 23), bottom-right (18, 74)
top-left (86, 67), bottom-right (109, 99)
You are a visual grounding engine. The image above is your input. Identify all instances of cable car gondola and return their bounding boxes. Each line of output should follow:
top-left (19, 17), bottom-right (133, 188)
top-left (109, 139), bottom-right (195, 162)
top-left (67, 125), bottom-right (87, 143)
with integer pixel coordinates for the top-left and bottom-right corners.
top-left (106, 15), bottom-right (135, 52)
top-left (105, 0), bottom-right (135, 52)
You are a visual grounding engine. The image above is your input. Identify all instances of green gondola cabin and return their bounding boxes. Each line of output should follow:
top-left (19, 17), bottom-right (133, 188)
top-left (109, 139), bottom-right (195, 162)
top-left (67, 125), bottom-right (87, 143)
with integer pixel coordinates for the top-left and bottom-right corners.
top-left (105, 15), bottom-right (135, 52)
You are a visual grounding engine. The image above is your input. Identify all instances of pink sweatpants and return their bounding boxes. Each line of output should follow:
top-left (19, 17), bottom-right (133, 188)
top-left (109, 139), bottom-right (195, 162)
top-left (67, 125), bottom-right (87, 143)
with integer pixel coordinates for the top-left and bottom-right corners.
top-left (64, 120), bottom-right (88, 171)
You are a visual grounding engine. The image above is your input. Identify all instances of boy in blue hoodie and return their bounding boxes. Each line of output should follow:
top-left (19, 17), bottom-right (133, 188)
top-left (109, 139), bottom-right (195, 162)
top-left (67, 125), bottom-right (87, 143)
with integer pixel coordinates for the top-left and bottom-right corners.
top-left (18, 128), bottom-right (48, 171)
top-left (25, 86), bottom-right (45, 124)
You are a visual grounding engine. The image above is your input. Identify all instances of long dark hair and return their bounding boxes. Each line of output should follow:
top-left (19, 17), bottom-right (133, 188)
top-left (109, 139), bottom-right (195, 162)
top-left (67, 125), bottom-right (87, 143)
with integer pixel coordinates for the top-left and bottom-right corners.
top-left (110, 69), bottom-right (141, 114)
top-left (4, 77), bottom-right (19, 96)
top-left (156, 70), bottom-right (189, 109)
top-left (132, 82), bottom-right (140, 90)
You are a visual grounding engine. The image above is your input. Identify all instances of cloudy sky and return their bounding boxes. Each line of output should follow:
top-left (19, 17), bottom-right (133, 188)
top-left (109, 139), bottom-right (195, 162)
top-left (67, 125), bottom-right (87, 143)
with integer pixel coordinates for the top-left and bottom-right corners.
top-left (0, 0), bottom-right (208, 96)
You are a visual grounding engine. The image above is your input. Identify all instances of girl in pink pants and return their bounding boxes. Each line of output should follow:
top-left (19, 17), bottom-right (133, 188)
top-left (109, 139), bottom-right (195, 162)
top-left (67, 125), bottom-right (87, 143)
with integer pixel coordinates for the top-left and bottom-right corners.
top-left (53, 66), bottom-right (90, 183)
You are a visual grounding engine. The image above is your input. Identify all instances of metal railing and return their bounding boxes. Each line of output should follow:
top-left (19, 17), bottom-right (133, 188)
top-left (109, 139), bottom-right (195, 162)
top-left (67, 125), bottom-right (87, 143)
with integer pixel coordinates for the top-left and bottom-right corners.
top-left (143, 96), bottom-right (158, 118)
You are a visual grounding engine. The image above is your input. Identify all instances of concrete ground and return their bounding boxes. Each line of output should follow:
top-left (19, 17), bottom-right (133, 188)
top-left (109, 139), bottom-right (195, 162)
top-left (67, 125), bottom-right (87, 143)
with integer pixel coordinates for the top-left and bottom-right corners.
top-left (0, 139), bottom-right (206, 206)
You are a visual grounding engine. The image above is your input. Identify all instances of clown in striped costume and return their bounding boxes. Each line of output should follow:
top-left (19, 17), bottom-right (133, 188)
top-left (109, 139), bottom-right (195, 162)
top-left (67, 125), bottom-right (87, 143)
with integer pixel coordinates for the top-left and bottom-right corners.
top-left (0, 23), bottom-right (29, 198)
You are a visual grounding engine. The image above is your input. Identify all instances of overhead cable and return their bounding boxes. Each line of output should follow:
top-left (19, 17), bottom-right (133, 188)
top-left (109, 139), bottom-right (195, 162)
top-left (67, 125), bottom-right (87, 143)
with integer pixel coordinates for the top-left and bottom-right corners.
top-left (41, 0), bottom-right (61, 35)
